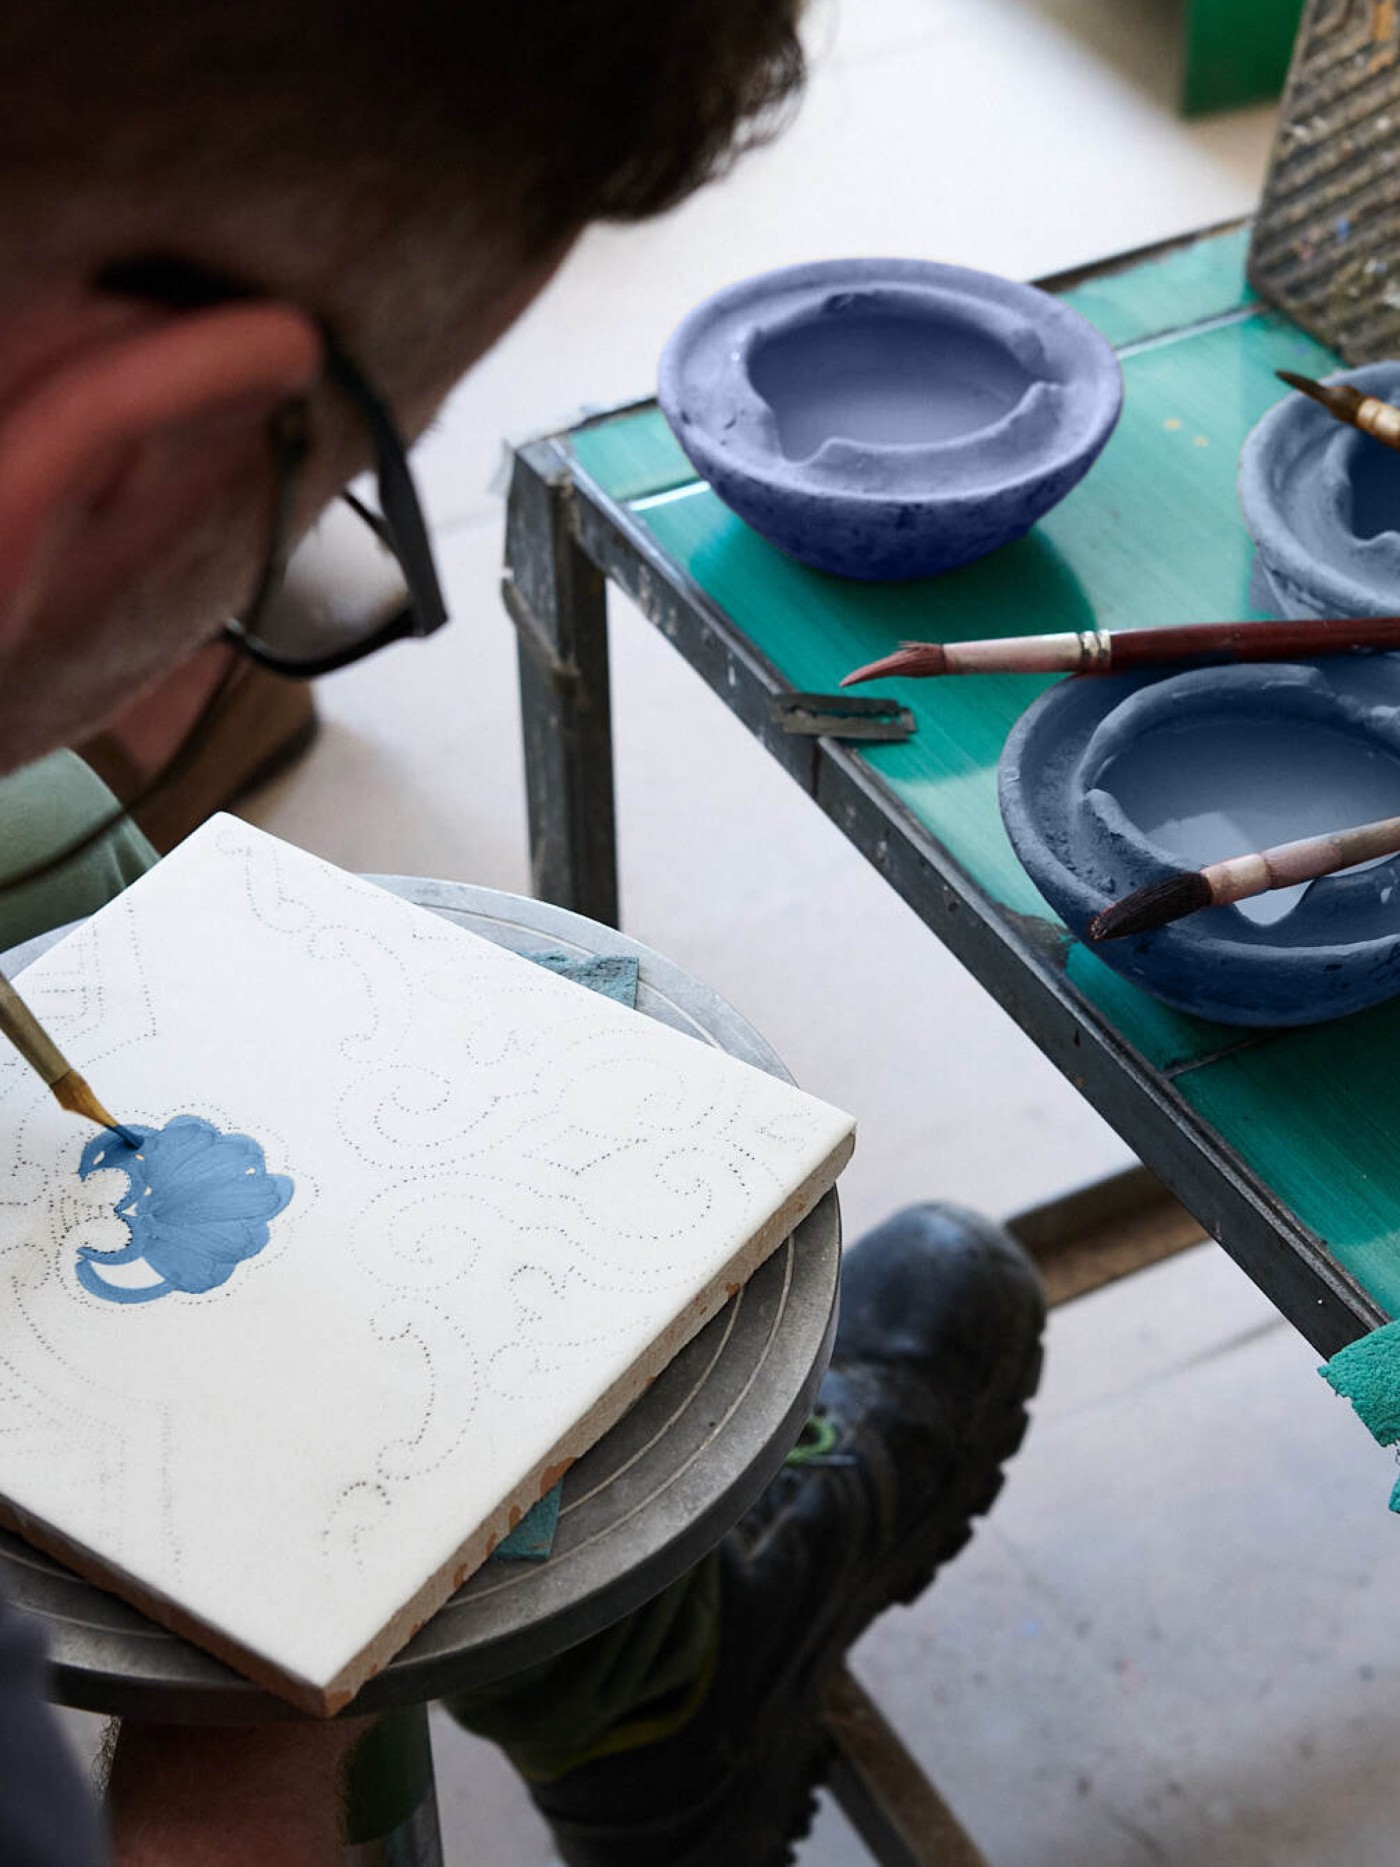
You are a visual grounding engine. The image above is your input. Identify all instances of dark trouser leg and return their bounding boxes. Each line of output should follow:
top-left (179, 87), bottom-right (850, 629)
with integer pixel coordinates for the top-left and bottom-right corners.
top-left (443, 1556), bottom-right (720, 1784)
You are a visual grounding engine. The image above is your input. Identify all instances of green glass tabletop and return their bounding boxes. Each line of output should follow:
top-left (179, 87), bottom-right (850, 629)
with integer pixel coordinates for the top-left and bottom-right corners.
top-left (566, 230), bottom-right (1400, 1321)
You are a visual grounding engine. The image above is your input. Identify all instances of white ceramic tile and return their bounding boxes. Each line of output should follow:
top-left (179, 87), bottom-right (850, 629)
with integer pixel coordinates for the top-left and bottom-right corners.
top-left (0, 820), bottom-right (850, 1710)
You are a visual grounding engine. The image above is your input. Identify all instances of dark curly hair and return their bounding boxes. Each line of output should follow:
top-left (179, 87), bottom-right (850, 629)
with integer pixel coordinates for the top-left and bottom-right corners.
top-left (2, 3), bottom-right (807, 264)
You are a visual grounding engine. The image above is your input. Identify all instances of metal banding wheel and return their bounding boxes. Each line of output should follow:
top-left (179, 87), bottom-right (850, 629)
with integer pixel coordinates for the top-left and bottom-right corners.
top-left (0, 878), bottom-right (841, 1721)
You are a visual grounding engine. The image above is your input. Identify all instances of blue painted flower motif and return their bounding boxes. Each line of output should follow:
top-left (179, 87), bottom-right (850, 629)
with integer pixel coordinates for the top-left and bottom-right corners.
top-left (75, 1115), bottom-right (294, 1305)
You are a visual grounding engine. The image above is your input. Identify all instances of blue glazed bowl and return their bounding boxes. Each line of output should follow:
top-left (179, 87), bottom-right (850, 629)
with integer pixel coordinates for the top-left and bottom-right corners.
top-left (1239, 361), bottom-right (1400, 620)
top-left (658, 259), bottom-right (1123, 582)
top-left (998, 657), bottom-right (1400, 1027)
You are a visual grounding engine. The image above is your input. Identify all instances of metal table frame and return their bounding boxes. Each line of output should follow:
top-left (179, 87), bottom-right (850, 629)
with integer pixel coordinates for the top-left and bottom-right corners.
top-left (501, 228), bottom-right (1381, 1362)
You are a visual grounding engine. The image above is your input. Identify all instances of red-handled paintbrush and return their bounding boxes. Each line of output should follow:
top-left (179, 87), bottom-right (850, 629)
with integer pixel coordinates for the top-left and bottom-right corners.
top-left (1088, 812), bottom-right (1400, 942)
top-left (841, 615), bottom-right (1400, 688)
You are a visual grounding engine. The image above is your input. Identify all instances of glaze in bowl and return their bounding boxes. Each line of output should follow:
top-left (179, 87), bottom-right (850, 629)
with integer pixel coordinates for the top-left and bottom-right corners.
top-left (1239, 361), bottom-right (1400, 620)
top-left (998, 657), bottom-right (1400, 1026)
top-left (658, 259), bottom-right (1123, 582)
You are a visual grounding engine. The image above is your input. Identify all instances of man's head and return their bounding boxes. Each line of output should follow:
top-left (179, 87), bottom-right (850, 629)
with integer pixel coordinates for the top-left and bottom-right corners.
top-left (0, 1), bottom-right (805, 767)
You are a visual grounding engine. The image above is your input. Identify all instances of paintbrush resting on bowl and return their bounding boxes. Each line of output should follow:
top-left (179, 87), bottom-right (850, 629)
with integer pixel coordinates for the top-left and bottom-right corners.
top-left (1088, 811), bottom-right (1400, 943)
top-left (1276, 370), bottom-right (1400, 451)
top-left (0, 967), bottom-right (139, 1145)
top-left (840, 614), bottom-right (1400, 687)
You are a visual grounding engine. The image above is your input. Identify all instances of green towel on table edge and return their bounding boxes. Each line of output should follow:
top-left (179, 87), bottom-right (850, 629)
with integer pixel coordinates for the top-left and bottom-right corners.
top-left (1320, 1318), bottom-right (1400, 1510)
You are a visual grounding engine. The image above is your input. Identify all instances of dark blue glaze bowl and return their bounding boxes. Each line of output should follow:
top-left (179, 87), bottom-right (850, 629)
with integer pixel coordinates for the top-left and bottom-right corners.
top-left (998, 657), bottom-right (1400, 1027)
top-left (658, 259), bottom-right (1123, 582)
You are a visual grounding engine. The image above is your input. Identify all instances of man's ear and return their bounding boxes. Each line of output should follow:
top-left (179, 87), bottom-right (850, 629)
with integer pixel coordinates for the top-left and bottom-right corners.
top-left (0, 302), bottom-right (321, 639)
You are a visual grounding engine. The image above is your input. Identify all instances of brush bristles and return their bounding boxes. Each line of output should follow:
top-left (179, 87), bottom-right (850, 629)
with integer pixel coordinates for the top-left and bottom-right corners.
top-left (1089, 870), bottom-right (1213, 942)
top-left (841, 644), bottom-right (947, 687)
top-left (52, 1069), bottom-right (141, 1147)
top-left (1276, 370), bottom-right (1363, 418)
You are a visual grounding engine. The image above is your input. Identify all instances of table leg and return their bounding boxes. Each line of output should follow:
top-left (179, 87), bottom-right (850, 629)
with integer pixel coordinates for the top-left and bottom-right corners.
top-left (823, 1668), bottom-right (989, 1867)
top-left (503, 439), bottom-right (620, 926)
top-left (343, 1704), bottom-right (444, 1866)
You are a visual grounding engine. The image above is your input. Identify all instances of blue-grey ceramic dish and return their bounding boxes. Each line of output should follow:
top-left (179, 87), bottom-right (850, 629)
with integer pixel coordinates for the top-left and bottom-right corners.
top-left (1239, 361), bottom-right (1400, 620)
top-left (658, 258), bottom-right (1123, 582)
top-left (998, 656), bottom-right (1400, 1026)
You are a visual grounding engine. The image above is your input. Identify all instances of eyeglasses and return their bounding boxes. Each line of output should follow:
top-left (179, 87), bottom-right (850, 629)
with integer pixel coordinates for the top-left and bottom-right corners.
top-left (0, 254), bottom-right (451, 892)
top-left (95, 253), bottom-right (450, 677)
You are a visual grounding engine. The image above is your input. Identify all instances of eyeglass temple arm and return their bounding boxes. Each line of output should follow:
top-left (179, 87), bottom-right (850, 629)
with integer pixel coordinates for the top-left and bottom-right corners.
top-left (321, 350), bottom-right (447, 636)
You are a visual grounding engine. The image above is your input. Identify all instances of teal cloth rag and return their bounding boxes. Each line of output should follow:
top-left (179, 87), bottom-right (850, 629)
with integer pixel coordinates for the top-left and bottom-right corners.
top-left (489, 948), bottom-right (641, 1562)
top-left (1319, 1319), bottom-right (1400, 1510)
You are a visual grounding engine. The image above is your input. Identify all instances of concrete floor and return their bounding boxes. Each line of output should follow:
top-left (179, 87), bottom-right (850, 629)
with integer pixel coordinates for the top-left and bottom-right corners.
top-left (68, 0), bottom-right (1400, 1860)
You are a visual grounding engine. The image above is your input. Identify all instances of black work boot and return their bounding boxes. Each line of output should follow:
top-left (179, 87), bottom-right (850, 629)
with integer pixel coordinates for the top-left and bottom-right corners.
top-left (528, 1202), bottom-right (1046, 1867)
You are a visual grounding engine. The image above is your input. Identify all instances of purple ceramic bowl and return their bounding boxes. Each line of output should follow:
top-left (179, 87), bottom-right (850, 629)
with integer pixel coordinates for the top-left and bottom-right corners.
top-left (658, 258), bottom-right (1123, 582)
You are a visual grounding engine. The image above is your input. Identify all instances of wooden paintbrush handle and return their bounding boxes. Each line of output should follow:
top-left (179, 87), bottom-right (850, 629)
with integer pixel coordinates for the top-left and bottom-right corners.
top-left (1319, 814), bottom-right (1400, 872)
top-left (0, 969), bottom-right (68, 1086)
top-left (1357, 398), bottom-right (1400, 450)
top-left (942, 631), bottom-right (1102, 675)
top-left (1112, 616), bottom-right (1400, 668)
top-left (1204, 812), bottom-right (1400, 904)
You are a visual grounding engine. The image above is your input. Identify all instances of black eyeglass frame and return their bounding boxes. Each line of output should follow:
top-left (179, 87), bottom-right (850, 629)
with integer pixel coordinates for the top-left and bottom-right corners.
top-left (94, 254), bottom-right (449, 678)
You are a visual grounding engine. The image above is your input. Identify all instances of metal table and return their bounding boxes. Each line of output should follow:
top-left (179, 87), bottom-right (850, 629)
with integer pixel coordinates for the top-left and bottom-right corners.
top-left (503, 221), bottom-right (1400, 1368)
top-left (0, 879), bottom-right (840, 1860)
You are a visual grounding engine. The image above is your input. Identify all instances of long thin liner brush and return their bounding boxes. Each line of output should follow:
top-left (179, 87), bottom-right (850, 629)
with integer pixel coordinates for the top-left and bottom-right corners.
top-left (1089, 812), bottom-right (1400, 943)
